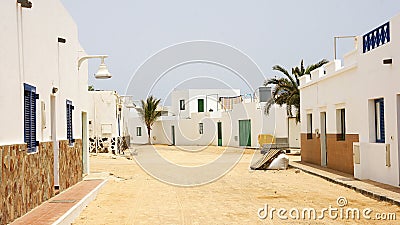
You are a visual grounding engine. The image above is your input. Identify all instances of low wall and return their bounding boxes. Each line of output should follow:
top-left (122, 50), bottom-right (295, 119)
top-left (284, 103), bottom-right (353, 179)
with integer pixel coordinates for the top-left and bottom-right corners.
top-left (89, 136), bottom-right (129, 154)
top-left (59, 139), bottom-right (83, 191)
top-left (0, 142), bottom-right (54, 224)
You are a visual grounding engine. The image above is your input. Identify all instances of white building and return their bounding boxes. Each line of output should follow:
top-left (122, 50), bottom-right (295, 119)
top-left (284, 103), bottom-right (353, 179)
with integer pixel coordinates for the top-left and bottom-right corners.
top-left (0, 0), bottom-right (92, 223)
top-left (88, 91), bottom-right (131, 153)
top-left (299, 14), bottom-right (400, 186)
top-left (130, 88), bottom-right (299, 148)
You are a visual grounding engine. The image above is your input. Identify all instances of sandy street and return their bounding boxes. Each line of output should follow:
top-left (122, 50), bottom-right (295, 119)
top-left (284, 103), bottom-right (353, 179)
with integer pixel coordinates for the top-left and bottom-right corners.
top-left (73, 145), bottom-right (400, 224)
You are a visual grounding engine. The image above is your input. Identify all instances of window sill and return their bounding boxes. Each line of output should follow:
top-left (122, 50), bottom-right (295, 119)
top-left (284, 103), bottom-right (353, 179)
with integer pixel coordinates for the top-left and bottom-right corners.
top-left (27, 148), bottom-right (39, 155)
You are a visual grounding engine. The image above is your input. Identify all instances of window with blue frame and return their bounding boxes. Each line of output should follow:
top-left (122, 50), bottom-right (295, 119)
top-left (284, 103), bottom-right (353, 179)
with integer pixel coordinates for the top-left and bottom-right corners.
top-left (24, 83), bottom-right (38, 153)
top-left (66, 100), bottom-right (74, 145)
top-left (375, 98), bottom-right (385, 143)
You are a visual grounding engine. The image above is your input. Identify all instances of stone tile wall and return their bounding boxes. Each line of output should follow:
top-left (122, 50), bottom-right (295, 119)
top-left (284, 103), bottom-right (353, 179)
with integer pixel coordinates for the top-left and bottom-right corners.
top-left (0, 142), bottom-right (54, 224)
top-left (59, 139), bottom-right (83, 191)
top-left (89, 136), bottom-right (130, 154)
top-left (0, 139), bottom-right (84, 224)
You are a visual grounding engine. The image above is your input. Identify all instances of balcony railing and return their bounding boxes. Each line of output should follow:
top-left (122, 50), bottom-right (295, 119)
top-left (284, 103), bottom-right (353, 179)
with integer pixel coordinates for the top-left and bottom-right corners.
top-left (363, 22), bottom-right (390, 53)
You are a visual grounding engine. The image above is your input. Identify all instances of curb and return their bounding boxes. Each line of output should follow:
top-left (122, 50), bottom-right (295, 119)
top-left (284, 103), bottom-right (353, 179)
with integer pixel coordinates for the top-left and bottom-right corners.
top-left (289, 164), bottom-right (400, 207)
top-left (52, 179), bottom-right (108, 225)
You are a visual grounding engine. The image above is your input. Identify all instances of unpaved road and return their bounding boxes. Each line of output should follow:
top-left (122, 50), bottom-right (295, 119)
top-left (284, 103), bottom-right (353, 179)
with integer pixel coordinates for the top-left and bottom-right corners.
top-left (73, 145), bottom-right (400, 224)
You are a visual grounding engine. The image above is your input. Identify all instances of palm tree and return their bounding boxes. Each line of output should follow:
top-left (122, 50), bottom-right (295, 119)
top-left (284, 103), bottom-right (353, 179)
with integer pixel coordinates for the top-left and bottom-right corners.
top-left (137, 96), bottom-right (162, 144)
top-left (264, 59), bottom-right (328, 122)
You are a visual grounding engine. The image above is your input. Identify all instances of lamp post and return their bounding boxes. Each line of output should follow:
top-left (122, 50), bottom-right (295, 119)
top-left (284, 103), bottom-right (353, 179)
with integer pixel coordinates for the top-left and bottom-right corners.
top-left (78, 55), bottom-right (112, 79)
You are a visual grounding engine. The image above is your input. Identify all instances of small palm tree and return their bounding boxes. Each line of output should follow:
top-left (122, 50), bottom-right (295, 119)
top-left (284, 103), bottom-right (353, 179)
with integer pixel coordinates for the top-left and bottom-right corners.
top-left (265, 59), bottom-right (328, 122)
top-left (137, 96), bottom-right (162, 144)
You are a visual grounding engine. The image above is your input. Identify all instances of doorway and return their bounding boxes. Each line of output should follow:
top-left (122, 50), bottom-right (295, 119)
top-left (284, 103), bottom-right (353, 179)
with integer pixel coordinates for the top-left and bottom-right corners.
top-left (198, 99), bottom-right (204, 112)
top-left (171, 125), bottom-right (175, 145)
top-left (217, 122), bottom-right (222, 146)
top-left (320, 112), bottom-right (327, 167)
top-left (50, 95), bottom-right (59, 188)
top-left (239, 119), bottom-right (251, 147)
top-left (81, 112), bottom-right (89, 175)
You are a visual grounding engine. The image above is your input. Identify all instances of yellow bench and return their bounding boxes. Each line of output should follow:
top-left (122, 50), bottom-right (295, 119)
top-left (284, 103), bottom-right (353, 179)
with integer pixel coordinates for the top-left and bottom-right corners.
top-left (258, 134), bottom-right (275, 147)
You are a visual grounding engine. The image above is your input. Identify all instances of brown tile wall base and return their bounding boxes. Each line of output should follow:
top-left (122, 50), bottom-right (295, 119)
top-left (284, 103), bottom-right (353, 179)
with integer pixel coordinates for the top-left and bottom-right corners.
top-left (300, 134), bottom-right (321, 165)
top-left (326, 134), bottom-right (359, 174)
top-left (59, 139), bottom-right (83, 191)
top-left (0, 142), bottom-right (54, 224)
top-left (301, 133), bottom-right (359, 175)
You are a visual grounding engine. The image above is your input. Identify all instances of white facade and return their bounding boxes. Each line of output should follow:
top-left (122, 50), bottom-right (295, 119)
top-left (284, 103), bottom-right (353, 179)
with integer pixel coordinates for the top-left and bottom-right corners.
top-left (130, 88), bottom-right (294, 148)
top-left (299, 14), bottom-right (400, 186)
top-left (0, 0), bottom-right (89, 146)
top-left (170, 89), bottom-right (240, 118)
top-left (88, 91), bottom-right (131, 153)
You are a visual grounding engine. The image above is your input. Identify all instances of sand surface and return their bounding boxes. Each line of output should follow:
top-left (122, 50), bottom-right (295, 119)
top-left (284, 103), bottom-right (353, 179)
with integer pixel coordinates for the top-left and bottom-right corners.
top-left (73, 145), bottom-right (400, 224)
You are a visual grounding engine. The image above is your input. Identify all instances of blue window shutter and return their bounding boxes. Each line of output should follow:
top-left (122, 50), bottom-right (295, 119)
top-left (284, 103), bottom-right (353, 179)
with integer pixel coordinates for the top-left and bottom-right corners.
top-left (375, 98), bottom-right (385, 143)
top-left (379, 99), bottom-right (385, 142)
top-left (66, 100), bottom-right (74, 145)
top-left (24, 89), bottom-right (31, 150)
top-left (24, 83), bottom-right (37, 153)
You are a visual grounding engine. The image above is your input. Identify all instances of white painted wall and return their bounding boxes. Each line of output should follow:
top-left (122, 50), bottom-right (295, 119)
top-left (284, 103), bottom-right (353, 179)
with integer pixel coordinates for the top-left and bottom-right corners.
top-left (130, 89), bottom-right (291, 148)
top-left (0, 0), bottom-right (89, 146)
top-left (170, 89), bottom-right (240, 118)
top-left (299, 14), bottom-right (400, 186)
top-left (88, 91), bottom-right (120, 138)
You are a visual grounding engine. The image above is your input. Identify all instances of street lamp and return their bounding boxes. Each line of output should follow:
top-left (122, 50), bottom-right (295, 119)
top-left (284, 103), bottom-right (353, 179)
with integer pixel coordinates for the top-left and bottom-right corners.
top-left (78, 55), bottom-right (112, 79)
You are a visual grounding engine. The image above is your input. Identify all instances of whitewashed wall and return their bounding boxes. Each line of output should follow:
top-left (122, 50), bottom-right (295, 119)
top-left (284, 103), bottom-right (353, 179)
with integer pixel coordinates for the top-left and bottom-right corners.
top-left (299, 14), bottom-right (400, 186)
top-left (0, 0), bottom-right (89, 146)
top-left (170, 89), bottom-right (240, 118)
top-left (88, 91), bottom-right (119, 138)
top-left (130, 91), bottom-right (290, 148)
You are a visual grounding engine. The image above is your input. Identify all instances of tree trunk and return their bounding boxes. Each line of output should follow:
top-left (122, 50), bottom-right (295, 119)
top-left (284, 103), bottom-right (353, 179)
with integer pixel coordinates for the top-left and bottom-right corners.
top-left (147, 126), bottom-right (151, 144)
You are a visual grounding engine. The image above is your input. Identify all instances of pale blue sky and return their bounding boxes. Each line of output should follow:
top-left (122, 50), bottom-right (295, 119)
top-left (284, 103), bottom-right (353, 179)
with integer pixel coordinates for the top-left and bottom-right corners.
top-left (61, 0), bottom-right (400, 102)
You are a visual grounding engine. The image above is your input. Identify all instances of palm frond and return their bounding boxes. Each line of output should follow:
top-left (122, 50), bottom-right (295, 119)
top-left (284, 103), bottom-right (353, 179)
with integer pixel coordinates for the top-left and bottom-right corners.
top-left (305, 59), bottom-right (329, 74)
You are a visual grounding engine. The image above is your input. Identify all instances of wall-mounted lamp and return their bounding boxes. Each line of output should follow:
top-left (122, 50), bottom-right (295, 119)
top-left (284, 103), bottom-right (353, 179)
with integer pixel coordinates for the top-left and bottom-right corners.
top-left (78, 55), bottom-right (112, 79)
top-left (17, 0), bottom-right (32, 8)
top-left (383, 58), bottom-right (393, 65)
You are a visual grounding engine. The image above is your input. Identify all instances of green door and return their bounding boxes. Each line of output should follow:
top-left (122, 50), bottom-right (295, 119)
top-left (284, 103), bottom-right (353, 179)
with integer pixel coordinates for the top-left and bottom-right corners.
top-left (198, 99), bottom-right (204, 112)
top-left (239, 120), bottom-right (251, 146)
top-left (217, 122), bottom-right (222, 146)
top-left (171, 125), bottom-right (175, 145)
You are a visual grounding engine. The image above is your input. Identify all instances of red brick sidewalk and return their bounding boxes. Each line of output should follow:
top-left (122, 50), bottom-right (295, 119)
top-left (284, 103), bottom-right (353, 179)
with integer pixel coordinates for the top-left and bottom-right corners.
top-left (11, 179), bottom-right (105, 225)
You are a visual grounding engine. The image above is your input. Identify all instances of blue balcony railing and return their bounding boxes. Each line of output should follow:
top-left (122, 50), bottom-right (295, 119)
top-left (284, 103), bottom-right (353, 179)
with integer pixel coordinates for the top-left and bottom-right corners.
top-left (363, 22), bottom-right (390, 53)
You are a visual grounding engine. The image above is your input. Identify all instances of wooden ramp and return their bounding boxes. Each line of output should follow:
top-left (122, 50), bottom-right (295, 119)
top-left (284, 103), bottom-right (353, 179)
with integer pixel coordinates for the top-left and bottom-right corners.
top-left (250, 149), bottom-right (285, 170)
